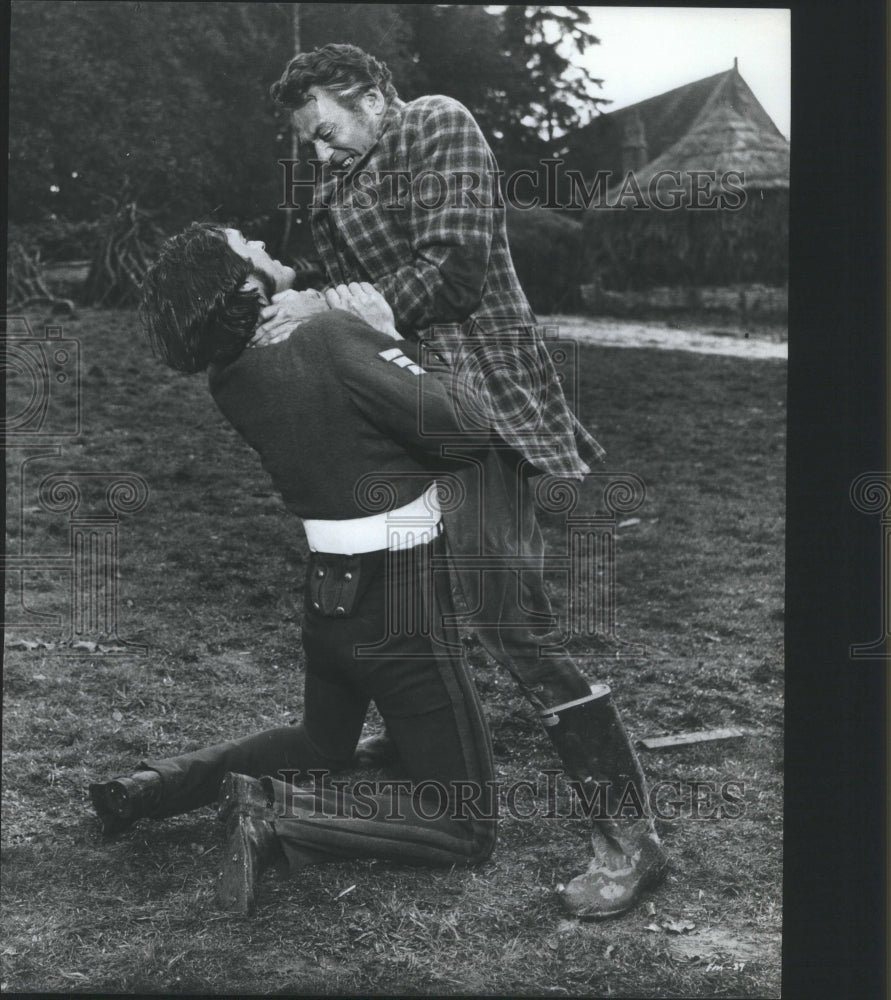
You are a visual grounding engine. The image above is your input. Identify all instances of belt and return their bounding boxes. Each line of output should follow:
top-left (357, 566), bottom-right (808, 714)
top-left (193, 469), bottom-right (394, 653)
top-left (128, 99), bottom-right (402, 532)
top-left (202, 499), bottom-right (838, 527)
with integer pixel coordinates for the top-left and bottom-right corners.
top-left (302, 483), bottom-right (442, 554)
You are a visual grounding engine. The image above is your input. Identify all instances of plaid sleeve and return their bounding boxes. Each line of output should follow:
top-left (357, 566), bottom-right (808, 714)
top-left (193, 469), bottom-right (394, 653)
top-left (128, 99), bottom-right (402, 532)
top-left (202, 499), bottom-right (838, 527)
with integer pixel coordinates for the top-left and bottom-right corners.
top-left (374, 99), bottom-right (497, 333)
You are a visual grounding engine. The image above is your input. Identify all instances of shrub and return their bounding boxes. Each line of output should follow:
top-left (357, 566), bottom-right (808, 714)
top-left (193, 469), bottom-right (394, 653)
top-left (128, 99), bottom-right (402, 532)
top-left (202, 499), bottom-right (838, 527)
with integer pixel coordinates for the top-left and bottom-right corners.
top-left (505, 206), bottom-right (584, 314)
top-left (7, 218), bottom-right (103, 262)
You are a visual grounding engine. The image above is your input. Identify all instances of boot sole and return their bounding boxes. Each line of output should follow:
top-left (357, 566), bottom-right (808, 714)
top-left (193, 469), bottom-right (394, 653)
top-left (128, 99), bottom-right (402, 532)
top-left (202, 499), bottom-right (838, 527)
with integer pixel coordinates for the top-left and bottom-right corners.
top-left (216, 813), bottom-right (260, 918)
top-left (217, 773), bottom-right (273, 824)
top-left (88, 782), bottom-right (136, 837)
top-left (570, 857), bottom-right (668, 921)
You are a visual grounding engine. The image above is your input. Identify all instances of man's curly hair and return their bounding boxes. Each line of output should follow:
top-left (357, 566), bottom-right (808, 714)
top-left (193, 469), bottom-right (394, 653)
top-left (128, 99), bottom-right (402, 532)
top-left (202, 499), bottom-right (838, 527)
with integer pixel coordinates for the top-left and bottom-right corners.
top-left (139, 223), bottom-right (272, 374)
top-left (270, 43), bottom-right (398, 111)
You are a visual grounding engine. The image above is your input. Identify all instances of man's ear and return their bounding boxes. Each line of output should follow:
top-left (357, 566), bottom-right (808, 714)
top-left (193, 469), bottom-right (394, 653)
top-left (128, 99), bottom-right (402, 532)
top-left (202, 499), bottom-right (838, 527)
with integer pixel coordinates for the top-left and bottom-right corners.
top-left (240, 273), bottom-right (270, 304)
top-left (362, 87), bottom-right (386, 117)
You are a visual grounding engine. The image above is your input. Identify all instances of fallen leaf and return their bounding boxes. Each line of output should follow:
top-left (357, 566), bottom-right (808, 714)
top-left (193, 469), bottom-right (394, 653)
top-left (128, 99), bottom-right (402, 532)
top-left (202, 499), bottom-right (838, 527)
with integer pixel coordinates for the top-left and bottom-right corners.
top-left (112, 711), bottom-right (123, 722)
top-left (604, 944), bottom-right (617, 959)
top-left (645, 923), bottom-right (662, 933)
top-left (662, 919), bottom-right (696, 934)
top-left (71, 640), bottom-right (98, 652)
top-left (646, 901), bottom-right (657, 917)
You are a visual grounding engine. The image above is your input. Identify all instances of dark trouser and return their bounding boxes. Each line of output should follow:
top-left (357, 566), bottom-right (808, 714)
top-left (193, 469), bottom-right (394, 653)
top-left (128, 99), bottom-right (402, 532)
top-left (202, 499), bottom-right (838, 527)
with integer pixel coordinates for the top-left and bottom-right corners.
top-left (442, 447), bottom-right (592, 712)
top-left (142, 536), bottom-right (496, 870)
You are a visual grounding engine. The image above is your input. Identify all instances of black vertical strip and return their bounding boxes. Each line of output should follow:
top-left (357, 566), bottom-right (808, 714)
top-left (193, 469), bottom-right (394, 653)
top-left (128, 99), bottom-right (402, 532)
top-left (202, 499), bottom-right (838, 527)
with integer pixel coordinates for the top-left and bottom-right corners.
top-left (784, 1), bottom-right (887, 997)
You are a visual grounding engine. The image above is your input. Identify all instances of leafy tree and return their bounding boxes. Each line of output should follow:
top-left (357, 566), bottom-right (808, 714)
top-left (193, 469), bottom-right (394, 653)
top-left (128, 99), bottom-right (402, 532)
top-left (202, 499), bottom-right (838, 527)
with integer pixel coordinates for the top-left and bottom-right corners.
top-left (297, 4), bottom-right (423, 97)
top-left (407, 6), bottom-right (515, 131)
top-left (9, 2), bottom-right (290, 229)
top-left (8, 1), bottom-right (608, 252)
top-left (500, 6), bottom-right (608, 154)
top-left (406, 6), bottom-right (608, 170)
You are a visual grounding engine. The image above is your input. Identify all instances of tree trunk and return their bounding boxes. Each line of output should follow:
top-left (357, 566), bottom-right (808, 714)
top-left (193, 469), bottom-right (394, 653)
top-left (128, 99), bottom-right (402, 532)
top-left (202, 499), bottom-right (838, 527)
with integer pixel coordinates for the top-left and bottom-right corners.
top-left (279, 3), bottom-right (301, 256)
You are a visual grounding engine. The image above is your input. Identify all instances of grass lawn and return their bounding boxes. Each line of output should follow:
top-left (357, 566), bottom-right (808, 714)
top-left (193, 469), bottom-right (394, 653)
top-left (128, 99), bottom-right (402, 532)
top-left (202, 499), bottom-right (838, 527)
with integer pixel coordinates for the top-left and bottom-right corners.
top-left (3, 307), bottom-right (785, 996)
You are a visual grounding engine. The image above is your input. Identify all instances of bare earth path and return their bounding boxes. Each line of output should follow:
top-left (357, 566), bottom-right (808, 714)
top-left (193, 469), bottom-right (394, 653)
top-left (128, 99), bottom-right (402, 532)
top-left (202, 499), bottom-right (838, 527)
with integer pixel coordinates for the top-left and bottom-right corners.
top-left (541, 315), bottom-right (788, 361)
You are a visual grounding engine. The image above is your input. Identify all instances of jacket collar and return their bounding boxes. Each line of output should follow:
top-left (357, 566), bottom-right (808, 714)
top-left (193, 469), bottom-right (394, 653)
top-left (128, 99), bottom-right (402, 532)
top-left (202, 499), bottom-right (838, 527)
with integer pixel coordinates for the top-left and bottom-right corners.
top-left (368, 97), bottom-right (406, 157)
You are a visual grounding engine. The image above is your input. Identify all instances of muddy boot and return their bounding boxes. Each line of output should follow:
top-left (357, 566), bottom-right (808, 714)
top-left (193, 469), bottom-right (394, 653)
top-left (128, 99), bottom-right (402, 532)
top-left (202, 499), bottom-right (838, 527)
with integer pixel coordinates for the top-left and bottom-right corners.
top-left (89, 770), bottom-right (162, 836)
top-left (557, 819), bottom-right (667, 920)
top-left (540, 685), bottom-right (668, 920)
top-left (215, 773), bottom-right (284, 917)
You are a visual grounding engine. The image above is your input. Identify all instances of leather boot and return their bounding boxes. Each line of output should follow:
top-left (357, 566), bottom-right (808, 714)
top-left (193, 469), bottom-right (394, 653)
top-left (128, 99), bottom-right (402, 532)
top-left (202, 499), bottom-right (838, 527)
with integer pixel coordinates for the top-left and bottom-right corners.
top-left (540, 685), bottom-right (668, 919)
top-left (89, 770), bottom-right (162, 836)
top-left (215, 773), bottom-right (283, 917)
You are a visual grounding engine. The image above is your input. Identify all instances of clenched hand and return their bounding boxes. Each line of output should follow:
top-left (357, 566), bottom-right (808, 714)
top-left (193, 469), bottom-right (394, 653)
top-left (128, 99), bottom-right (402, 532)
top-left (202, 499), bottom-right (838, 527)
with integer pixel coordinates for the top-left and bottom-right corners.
top-left (325, 283), bottom-right (401, 340)
top-left (250, 289), bottom-right (330, 348)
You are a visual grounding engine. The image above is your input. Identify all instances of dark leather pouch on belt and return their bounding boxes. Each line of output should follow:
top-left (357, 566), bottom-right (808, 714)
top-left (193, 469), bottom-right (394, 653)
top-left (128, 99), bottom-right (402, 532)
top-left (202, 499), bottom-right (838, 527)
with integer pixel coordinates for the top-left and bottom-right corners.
top-left (306, 553), bottom-right (366, 618)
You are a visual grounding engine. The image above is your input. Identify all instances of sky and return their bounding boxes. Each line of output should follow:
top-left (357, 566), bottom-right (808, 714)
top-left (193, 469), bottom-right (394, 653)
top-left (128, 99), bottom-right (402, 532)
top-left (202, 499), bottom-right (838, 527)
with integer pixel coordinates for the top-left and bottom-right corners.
top-left (573, 7), bottom-right (791, 140)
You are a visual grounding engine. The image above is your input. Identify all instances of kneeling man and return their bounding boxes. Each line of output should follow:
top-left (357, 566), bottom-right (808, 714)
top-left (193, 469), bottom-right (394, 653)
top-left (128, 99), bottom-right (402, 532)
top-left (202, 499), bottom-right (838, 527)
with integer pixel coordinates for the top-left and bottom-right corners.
top-left (90, 223), bottom-right (496, 915)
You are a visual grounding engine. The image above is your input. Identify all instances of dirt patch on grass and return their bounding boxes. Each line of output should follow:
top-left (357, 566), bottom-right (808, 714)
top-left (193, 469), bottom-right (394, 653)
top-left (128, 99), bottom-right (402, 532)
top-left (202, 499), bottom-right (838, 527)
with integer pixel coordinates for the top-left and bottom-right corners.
top-left (542, 313), bottom-right (788, 360)
top-left (3, 308), bottom-right (784, 996)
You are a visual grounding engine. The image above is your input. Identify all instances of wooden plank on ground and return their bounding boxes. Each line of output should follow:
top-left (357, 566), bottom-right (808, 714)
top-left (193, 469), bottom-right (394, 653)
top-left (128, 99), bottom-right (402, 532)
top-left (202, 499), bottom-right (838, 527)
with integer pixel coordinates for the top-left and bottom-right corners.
top-left (638, 727), bottom-right (745, 750)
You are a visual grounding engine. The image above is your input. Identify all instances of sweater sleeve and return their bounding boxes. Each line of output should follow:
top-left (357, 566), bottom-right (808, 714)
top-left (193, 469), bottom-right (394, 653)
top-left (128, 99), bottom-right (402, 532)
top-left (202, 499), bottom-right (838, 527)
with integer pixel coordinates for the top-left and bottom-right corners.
top-left (324, 312), bottom-right (470, 454)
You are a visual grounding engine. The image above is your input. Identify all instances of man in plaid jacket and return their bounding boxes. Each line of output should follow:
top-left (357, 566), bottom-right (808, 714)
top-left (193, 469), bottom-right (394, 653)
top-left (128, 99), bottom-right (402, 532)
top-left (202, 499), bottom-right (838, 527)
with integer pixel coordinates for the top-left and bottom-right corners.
top-left (261, 43), bottom-right (667, 919)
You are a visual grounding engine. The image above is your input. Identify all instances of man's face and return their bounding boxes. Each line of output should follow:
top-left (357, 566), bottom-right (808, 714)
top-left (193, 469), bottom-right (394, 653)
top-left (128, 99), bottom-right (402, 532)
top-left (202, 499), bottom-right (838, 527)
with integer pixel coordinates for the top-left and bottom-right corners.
top-left (225, 229), bottom-right (295, 294)
top-left (292, 86), bottom-right (383, 171)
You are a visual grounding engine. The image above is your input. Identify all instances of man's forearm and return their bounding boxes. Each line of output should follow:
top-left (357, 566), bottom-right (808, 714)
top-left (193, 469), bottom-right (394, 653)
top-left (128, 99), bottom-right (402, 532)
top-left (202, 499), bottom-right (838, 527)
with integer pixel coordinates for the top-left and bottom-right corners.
top-left (374, 244), bottom-right (488, 335)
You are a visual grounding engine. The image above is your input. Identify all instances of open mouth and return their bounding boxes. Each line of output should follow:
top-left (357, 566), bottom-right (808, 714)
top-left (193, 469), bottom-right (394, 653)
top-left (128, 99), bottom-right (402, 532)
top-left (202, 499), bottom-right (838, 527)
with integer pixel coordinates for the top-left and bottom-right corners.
top-left (341, 156), bottom-right (355, 170)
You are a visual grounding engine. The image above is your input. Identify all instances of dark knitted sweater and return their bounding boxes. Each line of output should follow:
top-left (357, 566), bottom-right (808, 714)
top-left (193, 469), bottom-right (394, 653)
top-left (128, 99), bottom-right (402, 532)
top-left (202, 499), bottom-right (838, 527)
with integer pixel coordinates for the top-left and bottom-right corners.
top-left (208, 310), bottom-right (464, 520)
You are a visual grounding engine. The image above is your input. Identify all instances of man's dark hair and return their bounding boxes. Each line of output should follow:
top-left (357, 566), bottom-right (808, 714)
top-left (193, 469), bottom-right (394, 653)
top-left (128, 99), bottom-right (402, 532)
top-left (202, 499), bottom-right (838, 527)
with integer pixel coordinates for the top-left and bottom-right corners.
top-left (270, 43), bottom-right (397, 111)
top-left (139, 223), bottom-right (273, 374)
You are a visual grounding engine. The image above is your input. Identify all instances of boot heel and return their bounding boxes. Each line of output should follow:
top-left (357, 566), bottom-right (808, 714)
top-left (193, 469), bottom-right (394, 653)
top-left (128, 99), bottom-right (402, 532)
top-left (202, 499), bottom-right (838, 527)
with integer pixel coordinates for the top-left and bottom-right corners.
top-left (215, 773), bottom-right (281, 917)
top-left (89, 770), bottom-right (162, 835)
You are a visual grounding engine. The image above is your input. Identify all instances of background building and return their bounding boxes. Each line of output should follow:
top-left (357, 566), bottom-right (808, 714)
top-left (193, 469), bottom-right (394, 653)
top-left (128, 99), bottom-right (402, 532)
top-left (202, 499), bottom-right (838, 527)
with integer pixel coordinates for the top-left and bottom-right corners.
top-left (565, 62), bottom-right (789, 304)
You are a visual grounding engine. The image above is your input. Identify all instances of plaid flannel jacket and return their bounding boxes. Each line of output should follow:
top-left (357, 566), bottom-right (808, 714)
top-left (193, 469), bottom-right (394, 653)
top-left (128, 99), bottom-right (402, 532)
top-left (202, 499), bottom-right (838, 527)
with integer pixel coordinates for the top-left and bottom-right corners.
top-left (310, 95), bottom-right (606, 477)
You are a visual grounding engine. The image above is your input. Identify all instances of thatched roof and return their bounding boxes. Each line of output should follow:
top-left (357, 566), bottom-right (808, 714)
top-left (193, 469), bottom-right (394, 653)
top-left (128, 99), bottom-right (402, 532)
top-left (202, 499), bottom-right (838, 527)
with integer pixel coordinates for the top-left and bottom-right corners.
top-left (633, 98), bottom-right (790, 193)
top-left (564, 63), bottom-right (788, 186)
